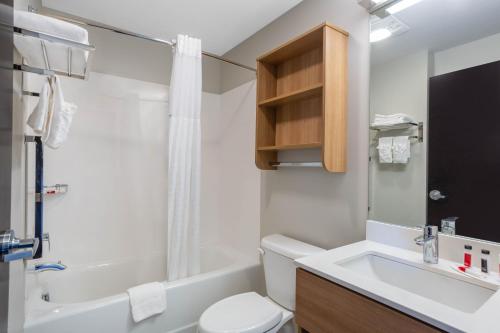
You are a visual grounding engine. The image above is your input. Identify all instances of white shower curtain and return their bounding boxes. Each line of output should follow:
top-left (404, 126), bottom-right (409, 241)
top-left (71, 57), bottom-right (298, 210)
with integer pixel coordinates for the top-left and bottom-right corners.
top-left (167, 35), bottom-right (202, 281)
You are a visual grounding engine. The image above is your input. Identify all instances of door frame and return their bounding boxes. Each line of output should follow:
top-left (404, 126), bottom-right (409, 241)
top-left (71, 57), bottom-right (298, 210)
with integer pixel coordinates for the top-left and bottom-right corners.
top-left (0, 0), bottom-right (14, 332)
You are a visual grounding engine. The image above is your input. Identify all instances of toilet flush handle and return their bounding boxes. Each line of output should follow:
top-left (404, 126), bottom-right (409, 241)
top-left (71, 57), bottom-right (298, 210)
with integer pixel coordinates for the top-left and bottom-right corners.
top-left (257, 248), bottom-right (265, 256)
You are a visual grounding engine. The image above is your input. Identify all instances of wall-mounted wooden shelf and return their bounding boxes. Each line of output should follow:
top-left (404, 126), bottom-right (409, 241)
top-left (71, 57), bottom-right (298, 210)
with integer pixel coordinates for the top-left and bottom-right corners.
top-left (258, 83), bottom-right (323, 108)
top-left (255, 22), bottom-right (349, 172)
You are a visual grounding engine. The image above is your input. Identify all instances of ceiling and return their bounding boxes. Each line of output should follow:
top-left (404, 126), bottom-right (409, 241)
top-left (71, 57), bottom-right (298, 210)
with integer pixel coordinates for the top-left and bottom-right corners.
top-left (41, 0), bottom-right (303, 55)
top-left (371, 0), bottom-right (500, 65)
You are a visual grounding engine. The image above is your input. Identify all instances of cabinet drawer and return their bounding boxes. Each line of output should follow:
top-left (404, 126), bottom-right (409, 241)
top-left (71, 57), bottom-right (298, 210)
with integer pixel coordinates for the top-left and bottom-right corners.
top-left (296, 268), bottom-right (442, 333)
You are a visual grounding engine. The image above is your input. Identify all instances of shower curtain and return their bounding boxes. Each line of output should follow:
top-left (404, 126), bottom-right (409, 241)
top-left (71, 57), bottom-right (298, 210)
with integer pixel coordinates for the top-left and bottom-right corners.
top-left (167, 35), bottom-right (202, 281)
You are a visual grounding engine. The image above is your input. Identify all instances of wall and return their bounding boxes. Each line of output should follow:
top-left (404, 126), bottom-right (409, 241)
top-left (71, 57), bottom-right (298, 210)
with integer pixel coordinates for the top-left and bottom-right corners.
top-left (39, 7), bottom-right (223, 94)
top-left (433, 32), bottom-right (500, 77)
top-left (221, 0), bottom-right (370, 250)
top-left (369, 51), bottom-right (429, 227)
top-left (24, 71), bottom-right (260, 271)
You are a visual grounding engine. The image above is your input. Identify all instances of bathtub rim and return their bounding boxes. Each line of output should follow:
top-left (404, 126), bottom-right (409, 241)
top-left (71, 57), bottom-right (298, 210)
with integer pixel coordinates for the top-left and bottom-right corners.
top-left (25, 258), bottom-right (260, 327)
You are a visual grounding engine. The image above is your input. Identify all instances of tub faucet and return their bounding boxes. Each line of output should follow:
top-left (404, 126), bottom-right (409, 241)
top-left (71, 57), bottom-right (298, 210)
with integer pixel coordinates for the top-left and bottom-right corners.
top-left (414, 225), bottom-right (438, 264)
top-left (35, 261), bottom-right (66, 272)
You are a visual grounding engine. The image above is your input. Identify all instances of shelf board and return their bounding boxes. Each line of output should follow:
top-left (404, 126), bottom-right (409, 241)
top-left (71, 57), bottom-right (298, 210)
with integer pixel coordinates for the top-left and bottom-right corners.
top-left (257, 142), bottom-right (322, 151)
top-left (258, 83), bottom-right (323, 108)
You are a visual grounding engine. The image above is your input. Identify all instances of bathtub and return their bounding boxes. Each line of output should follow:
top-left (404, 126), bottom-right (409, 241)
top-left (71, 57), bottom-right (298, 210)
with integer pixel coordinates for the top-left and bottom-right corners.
top-left (25, 246), bottom-right (263, 333)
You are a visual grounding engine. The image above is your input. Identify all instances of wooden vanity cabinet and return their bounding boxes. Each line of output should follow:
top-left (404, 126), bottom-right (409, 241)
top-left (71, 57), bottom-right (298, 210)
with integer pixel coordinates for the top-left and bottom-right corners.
top-left (295, 268), bottom-right (443, 333)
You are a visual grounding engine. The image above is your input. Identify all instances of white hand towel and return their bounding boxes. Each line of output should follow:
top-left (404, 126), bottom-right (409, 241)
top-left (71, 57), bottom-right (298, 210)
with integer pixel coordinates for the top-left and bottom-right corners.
top-left (127, 282), bottom-right (166, 323)
top-left (45, 76), bottom-right (77, 149)
top-left (393, 136), bottom-right (410, 164)
top-left (377, 137), bottom-right (393, 163)
top-left (27, 76), bottom-right (53, 134)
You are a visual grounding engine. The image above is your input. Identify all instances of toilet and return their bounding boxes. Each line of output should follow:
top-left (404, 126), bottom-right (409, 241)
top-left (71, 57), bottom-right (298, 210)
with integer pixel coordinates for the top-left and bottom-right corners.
top-left (198, 234), bottom-right (325, 333)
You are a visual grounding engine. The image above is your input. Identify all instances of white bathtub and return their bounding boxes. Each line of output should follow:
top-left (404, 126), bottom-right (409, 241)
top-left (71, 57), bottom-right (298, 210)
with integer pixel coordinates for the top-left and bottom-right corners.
top-left (25, 246), bottom-right (263, 333)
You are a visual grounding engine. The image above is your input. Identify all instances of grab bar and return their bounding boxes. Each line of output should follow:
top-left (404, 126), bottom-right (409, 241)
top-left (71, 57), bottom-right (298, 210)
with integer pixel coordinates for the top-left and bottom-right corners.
top-left (25, 135), bottom-right (44, 259)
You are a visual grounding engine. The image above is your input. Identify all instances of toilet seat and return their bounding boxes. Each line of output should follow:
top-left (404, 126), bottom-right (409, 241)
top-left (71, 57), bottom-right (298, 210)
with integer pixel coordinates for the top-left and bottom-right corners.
top-left (198, 292), bottom-right (283, 333)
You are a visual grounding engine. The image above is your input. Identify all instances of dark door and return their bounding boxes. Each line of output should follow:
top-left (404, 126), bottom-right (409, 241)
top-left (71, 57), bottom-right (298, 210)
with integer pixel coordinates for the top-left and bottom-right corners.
top-left (0, 0), bottom-right (13, 332)
top-left (428, 60), bottom-right (500, 242)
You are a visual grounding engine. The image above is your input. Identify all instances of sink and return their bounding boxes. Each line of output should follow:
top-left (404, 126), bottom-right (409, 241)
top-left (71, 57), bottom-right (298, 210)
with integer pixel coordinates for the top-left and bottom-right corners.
top-left (338, 253), bottom-right (495, 313)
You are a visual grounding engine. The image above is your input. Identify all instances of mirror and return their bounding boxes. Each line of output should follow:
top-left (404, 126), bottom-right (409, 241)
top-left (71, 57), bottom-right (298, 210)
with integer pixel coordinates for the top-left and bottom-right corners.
top-left (368, 0), bottom-right (500, 242)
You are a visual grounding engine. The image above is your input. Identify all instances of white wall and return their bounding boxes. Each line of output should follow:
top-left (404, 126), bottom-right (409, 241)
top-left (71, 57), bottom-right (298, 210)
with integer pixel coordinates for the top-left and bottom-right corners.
top-left (221, 0), bottom-right (370, 249)
top-left (24, 71), bottom-right (260, 271)
top-left (218, 81), bottom-right (260, 257)
top-left (369, 51), bottom-right (429, 227)
top-left (38, 7), bottom-right (223, 94)
top-left (433, 32), bottom-right (500, 77)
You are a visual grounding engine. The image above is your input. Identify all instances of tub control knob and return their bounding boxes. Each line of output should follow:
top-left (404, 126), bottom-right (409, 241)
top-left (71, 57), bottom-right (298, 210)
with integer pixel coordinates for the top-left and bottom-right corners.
top-left (0, 229), bottom-right (39, 262)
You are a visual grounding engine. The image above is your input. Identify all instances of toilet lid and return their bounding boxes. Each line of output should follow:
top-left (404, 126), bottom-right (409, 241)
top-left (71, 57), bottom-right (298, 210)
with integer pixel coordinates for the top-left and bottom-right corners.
top-left (198, 292), bottom-right (282, 333)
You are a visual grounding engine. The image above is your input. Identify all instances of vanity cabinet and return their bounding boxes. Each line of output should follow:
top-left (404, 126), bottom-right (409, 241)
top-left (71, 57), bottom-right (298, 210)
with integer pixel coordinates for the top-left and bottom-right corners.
top-left (295, 269), bottom-right (443, 333)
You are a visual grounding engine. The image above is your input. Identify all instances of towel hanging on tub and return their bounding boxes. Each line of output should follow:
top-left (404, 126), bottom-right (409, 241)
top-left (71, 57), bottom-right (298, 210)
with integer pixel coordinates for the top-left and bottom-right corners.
top-left (127, 282), bottom-right (167, 323)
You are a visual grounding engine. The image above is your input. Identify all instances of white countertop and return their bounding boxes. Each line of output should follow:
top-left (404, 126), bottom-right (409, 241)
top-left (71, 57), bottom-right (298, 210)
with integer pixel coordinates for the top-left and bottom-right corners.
top-left (295, 240), bottom-right (500, 333)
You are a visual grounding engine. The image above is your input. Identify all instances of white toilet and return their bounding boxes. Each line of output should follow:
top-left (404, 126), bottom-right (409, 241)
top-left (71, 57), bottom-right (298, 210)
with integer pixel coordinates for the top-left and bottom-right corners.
top-left (198, 234), bottom-right (325, 333)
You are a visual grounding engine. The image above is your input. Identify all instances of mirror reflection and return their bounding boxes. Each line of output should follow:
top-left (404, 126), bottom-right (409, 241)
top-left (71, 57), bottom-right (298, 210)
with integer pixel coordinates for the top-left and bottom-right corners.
top-left (368, 0), bottom-right (500, 242)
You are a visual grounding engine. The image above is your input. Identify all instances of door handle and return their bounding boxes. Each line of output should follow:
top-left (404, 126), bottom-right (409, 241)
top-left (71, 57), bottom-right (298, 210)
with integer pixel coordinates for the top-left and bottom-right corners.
top-left (0, 229), bottom-right (39, 262)
top-left (429, 190), bottom-right (446, 201)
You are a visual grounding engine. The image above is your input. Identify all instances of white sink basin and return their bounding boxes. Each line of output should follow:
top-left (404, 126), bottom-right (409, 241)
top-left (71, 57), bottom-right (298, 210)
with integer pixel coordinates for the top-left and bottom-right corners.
top-left (339, 253), bottom-right (495, 313)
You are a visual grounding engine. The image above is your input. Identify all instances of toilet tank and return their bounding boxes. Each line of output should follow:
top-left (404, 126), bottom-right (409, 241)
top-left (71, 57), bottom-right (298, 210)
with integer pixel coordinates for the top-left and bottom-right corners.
top-left (261, 234), bottom-right (325, 311)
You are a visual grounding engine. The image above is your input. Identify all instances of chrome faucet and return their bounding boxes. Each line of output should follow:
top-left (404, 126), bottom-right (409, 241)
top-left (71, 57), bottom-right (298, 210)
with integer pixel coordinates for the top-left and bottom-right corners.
top-left (414, 225), bottom-right (438, 264)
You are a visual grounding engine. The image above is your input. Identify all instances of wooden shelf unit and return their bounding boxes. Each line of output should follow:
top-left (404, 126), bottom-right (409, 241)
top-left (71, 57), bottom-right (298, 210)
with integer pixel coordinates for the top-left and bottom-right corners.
top-left (255, 22), bottom-right (348, 173)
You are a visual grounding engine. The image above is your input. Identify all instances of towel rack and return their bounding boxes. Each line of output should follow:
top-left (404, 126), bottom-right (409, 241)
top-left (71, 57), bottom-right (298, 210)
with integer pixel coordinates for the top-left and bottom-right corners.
top-left (371, 121), bottom-right (424, 143)
top-left (1, 22), bottom-right (96, 96)
top-left (270, 162), bottom-right (323, 168)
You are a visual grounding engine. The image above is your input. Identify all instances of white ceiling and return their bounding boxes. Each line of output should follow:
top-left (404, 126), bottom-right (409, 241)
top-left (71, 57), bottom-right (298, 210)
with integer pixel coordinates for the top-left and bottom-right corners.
top-left (41, 0), bottom-right (303, 55)
top-left (371, 0), bottom-right (500, 64)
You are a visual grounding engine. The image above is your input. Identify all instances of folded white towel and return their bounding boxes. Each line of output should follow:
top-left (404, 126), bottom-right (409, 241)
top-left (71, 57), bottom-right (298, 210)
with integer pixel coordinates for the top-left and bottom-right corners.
top-left (15, 11), bottom-right (88, 43)
top-left (127, 282), bottom-right (166, 323)
top-left (372, 113), bottom-right (415, 128)
top-left (14, 10), bottom-right (89, 76)
top-left (377, 137), bottom-right (393, 163)
top-left (392, 136), bottom-right (410, 164)
top-left (45, 76), bottom-right (77, 149)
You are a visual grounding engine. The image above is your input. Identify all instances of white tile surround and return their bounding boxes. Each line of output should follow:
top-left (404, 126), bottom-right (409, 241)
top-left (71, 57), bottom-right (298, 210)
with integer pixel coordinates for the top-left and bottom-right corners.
top-left (367, 220), bottom-right (500, 273)
top-left (23, 72), bottom-right (260, 269)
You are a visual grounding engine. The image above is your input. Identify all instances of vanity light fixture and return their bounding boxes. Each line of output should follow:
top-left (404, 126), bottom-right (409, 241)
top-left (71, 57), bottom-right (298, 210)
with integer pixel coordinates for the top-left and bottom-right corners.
top-left (361, 0), bottom-right (424, 18)
top-left (387, 0), bottom-right (423, 14)
top-left (370, 28), bottom-right (392, 42)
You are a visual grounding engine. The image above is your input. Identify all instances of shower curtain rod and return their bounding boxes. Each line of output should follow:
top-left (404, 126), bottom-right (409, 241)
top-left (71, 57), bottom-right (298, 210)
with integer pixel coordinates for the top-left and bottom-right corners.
top-left (42, 12), bottom-right (257, 73)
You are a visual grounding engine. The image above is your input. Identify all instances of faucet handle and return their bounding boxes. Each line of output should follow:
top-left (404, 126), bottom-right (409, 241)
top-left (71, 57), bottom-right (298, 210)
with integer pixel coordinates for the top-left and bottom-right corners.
top-left (423, 225), bottom-right (438, 238)
top-left (414, 225), bottom-right (438, 246)
top-left (42, 233), bottom-right (50, 252)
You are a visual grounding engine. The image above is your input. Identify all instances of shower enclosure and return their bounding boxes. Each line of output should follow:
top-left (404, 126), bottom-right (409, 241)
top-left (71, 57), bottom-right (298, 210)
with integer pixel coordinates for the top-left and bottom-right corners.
top-left (3, 4), bottom-right (262, 333)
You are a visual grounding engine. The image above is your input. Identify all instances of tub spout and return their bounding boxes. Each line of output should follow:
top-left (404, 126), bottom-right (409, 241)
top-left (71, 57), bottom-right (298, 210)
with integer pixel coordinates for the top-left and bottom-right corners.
top-left (35, 261), bottom-right (66, 272)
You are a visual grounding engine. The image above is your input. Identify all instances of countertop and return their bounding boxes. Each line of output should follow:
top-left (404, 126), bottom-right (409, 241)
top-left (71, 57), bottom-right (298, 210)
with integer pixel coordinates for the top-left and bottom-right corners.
top-left (295, 240), bottom-right (500, 333)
